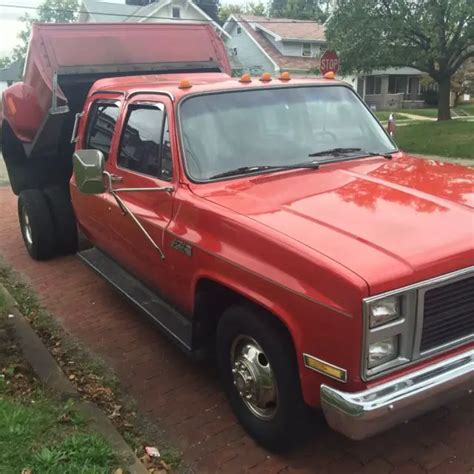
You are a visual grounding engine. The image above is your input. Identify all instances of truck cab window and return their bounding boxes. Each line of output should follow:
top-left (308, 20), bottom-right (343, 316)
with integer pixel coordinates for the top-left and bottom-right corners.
top-left (85, 102), bottom-right (119, 161)
top-left (118, 105), bottom-right (172, 180)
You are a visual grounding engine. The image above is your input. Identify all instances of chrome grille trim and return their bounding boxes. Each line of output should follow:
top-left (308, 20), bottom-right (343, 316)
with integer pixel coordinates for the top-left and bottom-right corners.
top-left (413, 271), bottom-right (474, 358)
top-left (362, 266), bottom-right (474, 381)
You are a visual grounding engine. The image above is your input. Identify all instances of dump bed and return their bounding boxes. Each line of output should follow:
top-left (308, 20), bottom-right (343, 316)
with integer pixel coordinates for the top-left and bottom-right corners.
top-left (2, 22), bottom-right (230, 158)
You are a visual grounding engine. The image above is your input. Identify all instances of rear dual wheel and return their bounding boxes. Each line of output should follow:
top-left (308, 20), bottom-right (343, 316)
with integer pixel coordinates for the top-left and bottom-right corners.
top-left (18, 187), bottom-right (78, 261)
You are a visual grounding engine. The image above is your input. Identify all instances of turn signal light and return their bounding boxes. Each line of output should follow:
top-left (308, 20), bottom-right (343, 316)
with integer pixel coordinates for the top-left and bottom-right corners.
top-left (303, 354), bottom-right (347, 382)
top-left (239, 73), bottom-right (252, 83)
top-left (260, 72), bottom-right (272, 82)
top-left (323, 71), bottom-right (336, 79)
top-left (178, 79), bottom-right (192, 89)
top-left (279, 71), bottom-right (291, 81)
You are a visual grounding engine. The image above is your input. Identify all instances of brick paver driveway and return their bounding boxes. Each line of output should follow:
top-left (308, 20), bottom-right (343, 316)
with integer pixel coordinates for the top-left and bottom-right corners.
top-left (0, 185), bottom-right (472, 473)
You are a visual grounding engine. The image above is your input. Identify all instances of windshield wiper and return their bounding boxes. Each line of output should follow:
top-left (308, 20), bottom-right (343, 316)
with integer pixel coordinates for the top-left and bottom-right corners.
top-left (308, 147), bottom-right (363, 157)
top-left (308, 148), bottom-right (394, 160)
top-left (209, 161), bottom-right (320, 180)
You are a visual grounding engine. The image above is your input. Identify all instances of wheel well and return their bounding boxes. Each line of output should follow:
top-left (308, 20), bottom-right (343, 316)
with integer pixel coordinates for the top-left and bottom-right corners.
top-left (193, 278), bottom-right (294, 353)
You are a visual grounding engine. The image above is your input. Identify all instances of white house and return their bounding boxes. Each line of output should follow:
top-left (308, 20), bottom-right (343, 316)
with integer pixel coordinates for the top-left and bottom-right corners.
top-left (0, 60), bottom-right (22, 95)
top-left (79, 0), bottom-right (229, 38)
top-left (223, 15), bottom-right (431, 109)
top-left (222, 15), bottom-right (327, 75)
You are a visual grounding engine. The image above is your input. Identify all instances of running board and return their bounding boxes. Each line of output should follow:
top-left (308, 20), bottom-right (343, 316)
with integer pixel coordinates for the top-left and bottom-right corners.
top-left (78, 248), bottom-right (193, 353)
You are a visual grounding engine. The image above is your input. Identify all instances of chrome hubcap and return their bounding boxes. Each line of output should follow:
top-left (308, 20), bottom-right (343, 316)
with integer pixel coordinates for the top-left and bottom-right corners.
top-left (22, 207), bottom-right (33, 247)
top-left (231, 335), bottom-right (278, 420)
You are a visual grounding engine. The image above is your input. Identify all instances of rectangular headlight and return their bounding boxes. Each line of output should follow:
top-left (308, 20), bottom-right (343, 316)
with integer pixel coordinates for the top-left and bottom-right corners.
top-left (368, 295), bottom-right (401, 328)
top-left (368, 336), bottom-right (399, 368)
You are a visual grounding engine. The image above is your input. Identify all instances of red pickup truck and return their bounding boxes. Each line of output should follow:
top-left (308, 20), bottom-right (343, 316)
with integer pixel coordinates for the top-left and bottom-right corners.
top-left (2, 23), bottom-right (473, 451)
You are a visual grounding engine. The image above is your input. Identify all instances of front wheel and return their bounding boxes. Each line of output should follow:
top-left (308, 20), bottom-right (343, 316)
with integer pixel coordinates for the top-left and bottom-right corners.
top-left (216, 305), bottom-right (309, 451)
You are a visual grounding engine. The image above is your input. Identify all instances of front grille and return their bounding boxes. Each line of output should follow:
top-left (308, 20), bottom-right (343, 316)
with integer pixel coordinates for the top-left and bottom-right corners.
top-left (420, 276), bottom-right (474, 353)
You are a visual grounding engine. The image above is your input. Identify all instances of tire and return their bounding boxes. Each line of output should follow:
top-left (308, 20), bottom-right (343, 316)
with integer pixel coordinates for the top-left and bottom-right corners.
top-left (43, 186), bottom-right (78, 255)
top-left (18, 189), bottom-right (57, 260)
top-left (216, 305), bottom-right (309, 451)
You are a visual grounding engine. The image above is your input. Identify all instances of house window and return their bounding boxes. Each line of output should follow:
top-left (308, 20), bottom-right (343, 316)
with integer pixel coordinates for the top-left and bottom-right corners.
top-left (237, 27), bottom-right (242, 34)
top-left (172, 6), bottom-right (180, 18)
top-left (365, 76), bottom-right (382, 95)
top-left (388, 76), bottom-right (407, 94)
top-left (233, 48), bottom-right (238, 56)
top-left (302, 43), bottom-right (311, 57)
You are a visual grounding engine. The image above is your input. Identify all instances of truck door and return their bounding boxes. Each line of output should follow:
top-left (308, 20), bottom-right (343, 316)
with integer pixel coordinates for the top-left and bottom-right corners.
top-left (103, 95), bottom-right (175, 291)
top-left (70, 95), bottom-right (122, 249)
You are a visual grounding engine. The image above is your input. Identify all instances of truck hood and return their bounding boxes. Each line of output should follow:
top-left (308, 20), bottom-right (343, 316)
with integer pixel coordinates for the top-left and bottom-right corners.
top-left (192, 155), bottom-right (474, 294)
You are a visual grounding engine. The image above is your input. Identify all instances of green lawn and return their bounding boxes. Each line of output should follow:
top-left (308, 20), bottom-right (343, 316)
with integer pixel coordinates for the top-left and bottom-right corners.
top-left (0, 292), bottom-right (119, 473)
top-left (394, 120), bottom-right (474, 159)
top-left (454, 103), bottom-right (474, 116)
top-left (374, 111), bottom-right (412, 122)
top-left (0, 399), bottom-right (117, 474)
top-left (375, 104), bottom-right (474, 120)
top-left (399, 108), bottom-right (439, 118)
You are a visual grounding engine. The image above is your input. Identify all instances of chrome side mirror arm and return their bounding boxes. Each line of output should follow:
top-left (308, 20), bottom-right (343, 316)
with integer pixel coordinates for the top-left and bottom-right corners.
top-left (102, 171), bottom-right (174, 259)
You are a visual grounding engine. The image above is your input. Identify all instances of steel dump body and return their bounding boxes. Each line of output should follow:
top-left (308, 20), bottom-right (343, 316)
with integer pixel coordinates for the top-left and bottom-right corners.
top-left (2, 22), bottom-right (230, 154)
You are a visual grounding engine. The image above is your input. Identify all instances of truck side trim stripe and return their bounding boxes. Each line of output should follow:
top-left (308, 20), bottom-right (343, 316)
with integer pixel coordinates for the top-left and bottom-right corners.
top-left (166, 230), bottom-right (353, 319)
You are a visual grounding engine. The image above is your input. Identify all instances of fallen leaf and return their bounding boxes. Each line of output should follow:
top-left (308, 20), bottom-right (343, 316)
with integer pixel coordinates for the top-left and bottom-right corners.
top-left (69, 374), bottom-right (76, 381)
top-left (114, 469), bottom-right (124, 474)
top-left (109, 404), bottom-right (121, 419)
top-left (21, 469), bottom-right (32, 474)
top-left (145, 446), bottom-right (160, 458)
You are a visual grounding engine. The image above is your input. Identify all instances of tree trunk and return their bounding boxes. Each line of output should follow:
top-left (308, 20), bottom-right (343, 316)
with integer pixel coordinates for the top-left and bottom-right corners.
top-left (437, 75), bottom-right (451, 121)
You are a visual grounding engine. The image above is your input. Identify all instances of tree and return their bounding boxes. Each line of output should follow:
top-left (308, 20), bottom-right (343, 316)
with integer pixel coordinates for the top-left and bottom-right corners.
top-left (451, 57), bottom-right (474, 104)
top-left (218, 2), bottom-right (267, 23)
top-left (195, 0), bottom-right (220, 22)
top-left (5, 0), bottom-right (79, 67)
top-left (270, 0), bottom-right (331, 22)
top-left (0, 57), bottom-right (12, 69)
top-left (326, 0), bottom-right (474, 121)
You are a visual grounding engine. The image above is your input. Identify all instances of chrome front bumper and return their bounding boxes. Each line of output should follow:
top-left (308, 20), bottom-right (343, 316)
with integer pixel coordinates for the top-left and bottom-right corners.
top-left (320, 349), bottom-right (473, 440)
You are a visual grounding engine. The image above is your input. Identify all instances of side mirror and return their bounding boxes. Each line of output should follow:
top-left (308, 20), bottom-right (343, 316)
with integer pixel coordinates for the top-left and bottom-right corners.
top-left (73, 150), bottom-right (106, 194)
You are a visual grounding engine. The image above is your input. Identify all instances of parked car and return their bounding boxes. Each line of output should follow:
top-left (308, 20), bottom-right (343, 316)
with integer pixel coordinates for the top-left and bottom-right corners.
top-left (2, 22), bottom-right (473, 451)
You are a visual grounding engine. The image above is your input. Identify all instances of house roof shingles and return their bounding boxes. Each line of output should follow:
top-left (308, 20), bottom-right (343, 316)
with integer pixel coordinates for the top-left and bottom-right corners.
top-left (236, 15), bottom-right (324, 72)
top-left (240, 15), bottom-right (325, 41)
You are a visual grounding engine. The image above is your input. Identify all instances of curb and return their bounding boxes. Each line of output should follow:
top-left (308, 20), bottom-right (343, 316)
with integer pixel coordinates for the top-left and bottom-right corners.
top-left (0, 284), bottom-right (148, 474)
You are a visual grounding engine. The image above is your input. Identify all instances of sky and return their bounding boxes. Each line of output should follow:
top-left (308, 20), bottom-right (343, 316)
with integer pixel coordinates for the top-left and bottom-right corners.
top-left (0, 0), bottom-right (246, 59)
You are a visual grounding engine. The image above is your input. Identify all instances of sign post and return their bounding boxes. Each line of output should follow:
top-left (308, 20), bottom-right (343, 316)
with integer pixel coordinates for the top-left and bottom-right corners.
top-left (320, 50), bottom-right (339, 76)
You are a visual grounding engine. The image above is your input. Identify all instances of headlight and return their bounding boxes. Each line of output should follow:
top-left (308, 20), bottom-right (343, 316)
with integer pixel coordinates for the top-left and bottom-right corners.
top-left (369, 295), bottom-right (401, 328)
top-left (363, 289), bottom-right (417, 379)
top-left (368, 336), bottom-right (399, 368)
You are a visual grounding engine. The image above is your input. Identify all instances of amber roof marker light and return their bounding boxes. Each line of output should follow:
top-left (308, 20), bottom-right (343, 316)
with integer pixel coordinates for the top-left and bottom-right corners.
top-left (279, 71), bottom-right (291, 81)
top-left (260, 72), bottom-right (272, 82)
top-left (178, 79), bottom-right (192, 89)
top-left (323, 71), bottom-right (336, 80)
top-left (239, 73), bottom-right (252, 83)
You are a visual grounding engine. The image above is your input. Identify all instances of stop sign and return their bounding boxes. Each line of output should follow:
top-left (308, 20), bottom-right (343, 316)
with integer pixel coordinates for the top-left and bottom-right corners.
top-left (320, 50), bottom-right (339, 76)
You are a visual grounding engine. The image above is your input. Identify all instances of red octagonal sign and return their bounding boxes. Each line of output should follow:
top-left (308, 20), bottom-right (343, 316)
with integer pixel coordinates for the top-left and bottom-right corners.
top-left (320, 50), bottom-right (339, 76)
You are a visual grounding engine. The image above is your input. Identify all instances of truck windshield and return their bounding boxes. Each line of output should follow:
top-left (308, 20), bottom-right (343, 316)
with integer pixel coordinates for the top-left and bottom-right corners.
top-left (180, 85), bottom-right (396, 181)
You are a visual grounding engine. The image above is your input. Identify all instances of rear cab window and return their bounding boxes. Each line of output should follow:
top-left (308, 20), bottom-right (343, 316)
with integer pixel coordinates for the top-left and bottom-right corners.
top-left (84, 101), bottom-right (120, 161)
